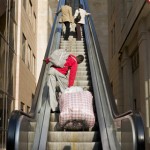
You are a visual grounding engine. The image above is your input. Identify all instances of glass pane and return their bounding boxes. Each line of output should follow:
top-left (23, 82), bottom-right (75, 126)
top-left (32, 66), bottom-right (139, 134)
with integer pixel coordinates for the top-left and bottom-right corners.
top-left (22, 34), bottom-right (26, 62)
top-left (0, 93), bottom-right (13, 149)
top-left (7, 49), bottom-right (16, 97)
top-left (0, 37), bottom-right (6, 91)
top-left (9, 18), bottom-right (15, 50)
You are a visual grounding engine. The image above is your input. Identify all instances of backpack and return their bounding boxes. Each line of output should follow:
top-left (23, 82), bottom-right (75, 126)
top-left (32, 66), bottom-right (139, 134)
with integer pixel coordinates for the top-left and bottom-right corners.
top-left (49, 49), bottom-right (69, 68)
top-left (74, 9), bottom-right (81, 23)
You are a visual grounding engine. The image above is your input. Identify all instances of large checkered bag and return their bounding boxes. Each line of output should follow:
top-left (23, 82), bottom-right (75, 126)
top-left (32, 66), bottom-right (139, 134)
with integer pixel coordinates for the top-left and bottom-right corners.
top-left (59, 91), bottom-right (95, 129)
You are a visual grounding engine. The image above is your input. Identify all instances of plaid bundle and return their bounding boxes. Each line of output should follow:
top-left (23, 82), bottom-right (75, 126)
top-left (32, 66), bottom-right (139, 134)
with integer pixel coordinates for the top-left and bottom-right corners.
top-left (59, 91), bottom-right (95, 128)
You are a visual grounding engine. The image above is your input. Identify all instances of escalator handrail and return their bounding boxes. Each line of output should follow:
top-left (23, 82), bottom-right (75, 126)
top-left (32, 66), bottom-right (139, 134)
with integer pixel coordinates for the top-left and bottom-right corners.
top-left (82, 0), bottom-right (145, 149)
top-left (6, 1), bottom-right (64, 150)
top-left (82, 0), bottom-right (137, 119)
top-left (29, 0), bottom-right (63, 116)
top-left (6, 110), bottom-right (33, 150)
top-left (86, 14), bottom-right (145, 150)
top-left (115, 112), bottom-right (145, 150)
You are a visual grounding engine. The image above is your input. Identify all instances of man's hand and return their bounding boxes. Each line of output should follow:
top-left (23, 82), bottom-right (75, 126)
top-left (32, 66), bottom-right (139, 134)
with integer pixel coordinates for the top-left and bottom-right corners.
top-left (43, 58), bottom-right (50, 64)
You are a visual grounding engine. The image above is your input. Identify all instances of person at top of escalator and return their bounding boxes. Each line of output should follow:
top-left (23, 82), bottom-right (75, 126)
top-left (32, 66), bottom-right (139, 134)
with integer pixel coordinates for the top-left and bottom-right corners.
top-left (74, 4), bottom-right (90, 41)
top-left (56, 1), bottom-right (73, 41)
top-left (44, 54), bottom-right (84, 112)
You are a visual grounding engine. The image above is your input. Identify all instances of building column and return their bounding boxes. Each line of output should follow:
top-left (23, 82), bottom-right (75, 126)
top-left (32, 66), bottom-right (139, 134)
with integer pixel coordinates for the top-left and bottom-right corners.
top-left (121, 49), bottom-right (133, 112)
top-left (138, 19), bottom-right (150, 130)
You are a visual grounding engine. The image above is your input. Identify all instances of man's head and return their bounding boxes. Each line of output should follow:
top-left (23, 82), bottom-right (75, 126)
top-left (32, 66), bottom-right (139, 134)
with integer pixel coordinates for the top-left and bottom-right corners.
top-left (76, 55), bottom-right (84, 64)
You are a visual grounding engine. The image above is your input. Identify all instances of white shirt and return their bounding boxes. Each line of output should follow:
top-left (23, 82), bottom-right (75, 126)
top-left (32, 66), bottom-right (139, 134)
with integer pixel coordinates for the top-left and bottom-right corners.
top-left (74, 8), bottom-right (90, 24)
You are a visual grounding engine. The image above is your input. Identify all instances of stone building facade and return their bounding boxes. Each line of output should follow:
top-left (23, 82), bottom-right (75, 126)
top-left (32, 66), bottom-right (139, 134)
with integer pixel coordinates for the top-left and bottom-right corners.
top-left (0, 0), bottom-right (38, 148)
top-left (108, 0), bottom-right (150, 149)
top-left (0, 0), bottom-right (58, 148)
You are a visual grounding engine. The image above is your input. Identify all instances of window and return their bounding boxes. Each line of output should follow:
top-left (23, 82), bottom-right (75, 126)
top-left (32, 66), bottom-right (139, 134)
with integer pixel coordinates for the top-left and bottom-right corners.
top-left (32, 55), bottom-right (36, 75)
top-left (33, 13), bottom-right (36, 32)
top-left (131, 50), bottom-right (139, 72)
top-left (20, 102), bottom-right (25, 112)
top-left (27, 45), bottom-right (31, 69)
top-left (27, 106), bottom-right (30, 113)
top-left (28, 0), bottom-right (32, 20)
top-left (22, 34), bottom-right (26, 62)
top-left (126, 0), bottom-right (133, 17)
top-left (111, 24), bottom-right (116, 56)
top-left (121, 0), bottom-right (133, 28)
top-left (9, 18), bottom-right (16, 51)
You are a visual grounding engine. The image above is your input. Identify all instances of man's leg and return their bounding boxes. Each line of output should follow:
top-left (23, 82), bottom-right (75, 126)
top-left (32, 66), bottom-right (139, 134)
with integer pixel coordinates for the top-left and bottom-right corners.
top-left (47, 68), bottom-right (68, 111)
top-left (64, 21), bottom-right (70, 40)
top-left (76, 23), bottom-right (81, 41)
top-left (55, 72), bottom-right (68, 92)
top-left (47, 68), bottom-right (58, 111)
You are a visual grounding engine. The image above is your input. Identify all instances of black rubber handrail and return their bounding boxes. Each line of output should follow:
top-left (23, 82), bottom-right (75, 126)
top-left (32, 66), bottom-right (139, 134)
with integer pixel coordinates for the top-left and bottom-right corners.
top-left (6, 110), bottom-right (32, 150)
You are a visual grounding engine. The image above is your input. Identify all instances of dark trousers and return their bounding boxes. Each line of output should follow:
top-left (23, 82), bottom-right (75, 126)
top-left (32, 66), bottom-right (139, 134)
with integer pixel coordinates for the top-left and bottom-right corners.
top-left (76, 23), bottom-right (83, 41)
top-left (64, 21), bottom-right (70, 40)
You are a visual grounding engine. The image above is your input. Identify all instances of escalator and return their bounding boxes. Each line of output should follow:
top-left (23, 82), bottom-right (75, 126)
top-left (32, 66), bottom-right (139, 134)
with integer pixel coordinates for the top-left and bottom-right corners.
top-left (6, 0), bottom-right (145, 150)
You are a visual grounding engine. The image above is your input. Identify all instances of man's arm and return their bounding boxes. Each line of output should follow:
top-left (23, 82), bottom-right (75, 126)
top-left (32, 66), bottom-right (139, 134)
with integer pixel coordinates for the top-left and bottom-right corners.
top-left (43, 58), bottom-right (50, 64)
top-left (55, 8), bottom-right (61, 15)
top-left (68, 63), bottom-right (78, 87)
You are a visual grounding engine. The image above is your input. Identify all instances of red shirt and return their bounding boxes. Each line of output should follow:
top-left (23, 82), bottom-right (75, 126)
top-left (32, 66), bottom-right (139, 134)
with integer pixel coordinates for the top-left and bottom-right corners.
top-left (53, 54), bottom-right (78, 87)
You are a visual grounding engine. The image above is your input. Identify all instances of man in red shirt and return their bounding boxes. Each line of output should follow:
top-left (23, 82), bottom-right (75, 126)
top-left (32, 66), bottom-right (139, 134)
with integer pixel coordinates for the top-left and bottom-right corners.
top-left (44, 54), bottom-right (84, 111)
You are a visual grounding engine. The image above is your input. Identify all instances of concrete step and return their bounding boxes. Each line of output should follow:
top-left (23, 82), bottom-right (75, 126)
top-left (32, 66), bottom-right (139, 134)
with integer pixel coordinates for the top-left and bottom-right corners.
top-left (47, 131), bottom-right (100, 142)
top-left (46, 142), bottom-right (101, 150)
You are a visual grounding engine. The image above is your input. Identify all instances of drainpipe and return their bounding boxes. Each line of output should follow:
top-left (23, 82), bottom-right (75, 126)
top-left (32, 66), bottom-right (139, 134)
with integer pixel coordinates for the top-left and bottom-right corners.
top-left (15, 0), bottom-right (21, 110)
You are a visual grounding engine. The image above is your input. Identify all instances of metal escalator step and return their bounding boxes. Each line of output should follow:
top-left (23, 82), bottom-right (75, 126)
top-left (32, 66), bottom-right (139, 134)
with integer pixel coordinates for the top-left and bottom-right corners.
top-left (46, 142), bottom-right (101, 150)
top-left (121, 132), bottom-right (133, 142)
top-left (75, 75), bottom-right (90, 80)
top-left (60, 43), bottom-right (85, 46)
top-left (28, 143), bottom-right (33, 150)
top-left (77, 66), bottom-right (89, 71)
top-left (67, 51), bottom-right (86, 56)
top-left (76, 70), bottom-right (89, 76)
top-left (49, 122), bottom-right (99, 132)
top-left (47, 131), bottom-right (100, 142)
top-left (78, 63), bottom-right (88, 68)
top-left (50, 113), bottom-right (60, 122)
top-left (74, 80), bottom-right (92, 86)
top-left (28, 131), bottom-right (35, 143)
top-left (121, 143), bottom-right (133, 150)
top-left (62, 48), bottom-right (86, 52)
top-left (49, 122), bottom-right (63, 131)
